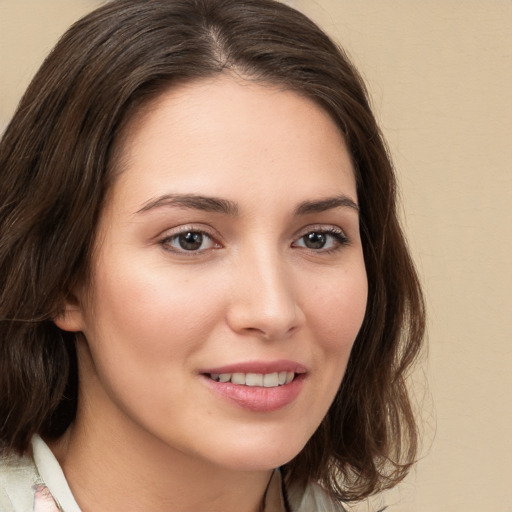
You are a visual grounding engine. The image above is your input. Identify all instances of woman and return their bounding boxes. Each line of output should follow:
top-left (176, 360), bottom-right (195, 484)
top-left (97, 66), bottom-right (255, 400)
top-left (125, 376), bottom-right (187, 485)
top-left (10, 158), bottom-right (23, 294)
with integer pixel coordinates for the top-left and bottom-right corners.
top-left (0, 0), bottom-right (425, 510)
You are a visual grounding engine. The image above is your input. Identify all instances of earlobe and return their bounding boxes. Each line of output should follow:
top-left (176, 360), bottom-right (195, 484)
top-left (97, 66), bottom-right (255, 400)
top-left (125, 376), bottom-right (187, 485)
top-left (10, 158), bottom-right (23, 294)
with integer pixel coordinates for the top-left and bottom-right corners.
top-left (53, 296), bottom-right (86, 333)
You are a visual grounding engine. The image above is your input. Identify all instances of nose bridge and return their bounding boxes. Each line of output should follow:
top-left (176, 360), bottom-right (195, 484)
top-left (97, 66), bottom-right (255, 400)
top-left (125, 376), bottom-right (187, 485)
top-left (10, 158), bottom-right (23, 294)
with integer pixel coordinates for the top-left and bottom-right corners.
top-left (227, 241), bottom-right (300, 339)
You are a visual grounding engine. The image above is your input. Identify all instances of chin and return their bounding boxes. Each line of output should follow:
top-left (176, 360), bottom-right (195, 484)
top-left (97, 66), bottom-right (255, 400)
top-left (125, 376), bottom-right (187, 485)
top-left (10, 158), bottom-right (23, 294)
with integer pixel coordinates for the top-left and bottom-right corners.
top-left (205, 431), bottom-right (310, 472)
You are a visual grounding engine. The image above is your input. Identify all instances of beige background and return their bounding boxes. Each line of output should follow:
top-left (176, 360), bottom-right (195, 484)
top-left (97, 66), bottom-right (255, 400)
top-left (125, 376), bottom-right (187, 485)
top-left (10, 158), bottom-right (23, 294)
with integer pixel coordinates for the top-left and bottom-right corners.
top-left (1, 1), bottom-right (511, 511)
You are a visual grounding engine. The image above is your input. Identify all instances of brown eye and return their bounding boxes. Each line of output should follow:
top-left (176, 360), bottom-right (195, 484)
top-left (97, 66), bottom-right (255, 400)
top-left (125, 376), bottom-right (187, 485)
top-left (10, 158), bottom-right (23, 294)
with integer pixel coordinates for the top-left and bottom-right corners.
top-left (293, 228), bottom-right (349, 252)
top-left (178, 232), bottom-right (204, 251)
top-left (162, 230), bottom-right (217, 253)
top-left (303, 232), bottom-right (327, 249)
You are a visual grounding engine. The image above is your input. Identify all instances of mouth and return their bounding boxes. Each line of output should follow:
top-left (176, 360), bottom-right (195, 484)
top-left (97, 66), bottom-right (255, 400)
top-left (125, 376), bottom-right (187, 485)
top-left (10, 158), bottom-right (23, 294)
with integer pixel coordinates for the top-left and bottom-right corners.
top-left (206, 371), bottom-right (296, 387)
top-left (199, 362), bottom-right (306, 412)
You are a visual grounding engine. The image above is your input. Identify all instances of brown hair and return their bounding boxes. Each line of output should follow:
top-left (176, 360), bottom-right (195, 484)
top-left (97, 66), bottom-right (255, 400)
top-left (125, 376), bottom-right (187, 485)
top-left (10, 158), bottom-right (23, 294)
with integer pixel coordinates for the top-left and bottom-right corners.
top-left (0, 0), bottom-right (425, 505)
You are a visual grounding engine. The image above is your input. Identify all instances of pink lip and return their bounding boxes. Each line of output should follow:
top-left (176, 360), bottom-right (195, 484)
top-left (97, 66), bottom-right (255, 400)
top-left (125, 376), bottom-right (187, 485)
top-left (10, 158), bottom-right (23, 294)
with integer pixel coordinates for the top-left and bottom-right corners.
top-left (198, 360), bottom-right (307, 413)
top-left (201, 374), bottom-right (305, 412)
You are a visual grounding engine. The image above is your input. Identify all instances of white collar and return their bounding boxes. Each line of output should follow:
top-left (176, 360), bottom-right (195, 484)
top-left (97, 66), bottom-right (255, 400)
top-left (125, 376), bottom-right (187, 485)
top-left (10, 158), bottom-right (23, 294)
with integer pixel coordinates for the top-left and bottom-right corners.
top-left (31, 435), bottom-right (81, 512)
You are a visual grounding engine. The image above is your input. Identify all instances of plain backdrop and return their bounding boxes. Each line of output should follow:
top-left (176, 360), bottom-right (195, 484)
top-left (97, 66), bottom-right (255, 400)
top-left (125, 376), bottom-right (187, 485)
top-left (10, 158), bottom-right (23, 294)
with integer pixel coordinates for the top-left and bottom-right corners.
top-left (1, 1), bottom-right (511, 511)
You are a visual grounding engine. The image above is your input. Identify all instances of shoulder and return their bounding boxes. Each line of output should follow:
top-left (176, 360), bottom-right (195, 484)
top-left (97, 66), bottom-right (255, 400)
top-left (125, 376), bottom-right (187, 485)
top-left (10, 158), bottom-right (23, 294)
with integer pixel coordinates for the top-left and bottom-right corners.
top-left (0, 449), bottom-right (41, 512)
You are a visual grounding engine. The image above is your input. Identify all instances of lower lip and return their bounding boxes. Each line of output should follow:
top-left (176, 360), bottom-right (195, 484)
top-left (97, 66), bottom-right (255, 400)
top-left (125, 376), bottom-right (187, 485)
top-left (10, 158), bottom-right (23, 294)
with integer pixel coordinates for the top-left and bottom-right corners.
top-left (201, 374), bottom-right (305, 412)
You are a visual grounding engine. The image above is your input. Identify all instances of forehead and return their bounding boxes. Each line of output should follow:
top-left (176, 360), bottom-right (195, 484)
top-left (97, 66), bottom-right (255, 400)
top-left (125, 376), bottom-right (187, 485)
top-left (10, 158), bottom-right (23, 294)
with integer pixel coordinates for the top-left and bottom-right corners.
top-left (109, 74), bottom-right (356, 212)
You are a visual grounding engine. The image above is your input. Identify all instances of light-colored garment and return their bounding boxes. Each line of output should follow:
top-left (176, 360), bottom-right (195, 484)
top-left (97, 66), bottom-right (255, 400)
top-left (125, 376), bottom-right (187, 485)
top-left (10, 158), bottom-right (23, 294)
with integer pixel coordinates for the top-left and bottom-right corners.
top-left (0, 436), bottom-right (384, 511)
top-left (0, 436), bottom-right (78, 512)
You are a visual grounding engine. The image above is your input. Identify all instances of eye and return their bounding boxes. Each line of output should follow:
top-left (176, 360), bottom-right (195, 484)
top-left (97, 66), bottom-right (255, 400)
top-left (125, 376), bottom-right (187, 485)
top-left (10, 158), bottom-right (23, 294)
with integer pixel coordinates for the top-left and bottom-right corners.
top-left (161, 230), bottom-right (218, 253)
top-left (293, 228), bottom-right (349, 252)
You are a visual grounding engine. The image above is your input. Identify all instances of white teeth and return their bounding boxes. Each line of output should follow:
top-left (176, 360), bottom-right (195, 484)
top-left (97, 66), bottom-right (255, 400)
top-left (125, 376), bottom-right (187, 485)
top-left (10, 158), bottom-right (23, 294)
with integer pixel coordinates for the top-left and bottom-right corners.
top-left (231, 373), bottom-right (246, 385)
top-left (263, 373), bottom-right (279, 387)
top-left (245, 373), bottom-right (263, 386)
top-left (208, 371), bottom-right (296, 387)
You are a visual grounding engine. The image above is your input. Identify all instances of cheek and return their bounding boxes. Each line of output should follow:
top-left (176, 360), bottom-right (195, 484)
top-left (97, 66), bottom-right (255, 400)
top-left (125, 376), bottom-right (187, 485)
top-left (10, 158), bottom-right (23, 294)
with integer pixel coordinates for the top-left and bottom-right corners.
top-left (306, 264), bottom-right (368, 394)
top-left (83, 257), bottom-right (226, 363)
top-left (77, 259), bottom-right (229, 424)
top-left (286, 265), bottom-right (367, 445)
top-left (311, 266), bottom-right (368, 349)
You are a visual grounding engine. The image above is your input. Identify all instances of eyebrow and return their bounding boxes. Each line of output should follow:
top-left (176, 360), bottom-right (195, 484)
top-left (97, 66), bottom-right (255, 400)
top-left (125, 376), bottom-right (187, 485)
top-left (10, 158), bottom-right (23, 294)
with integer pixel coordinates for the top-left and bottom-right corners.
top-left (136, 194), bottom-right (239, 216)
top-left (135, 193), bottom-right (358, 216)
top-left (294, 195), bottom-right (359, 215)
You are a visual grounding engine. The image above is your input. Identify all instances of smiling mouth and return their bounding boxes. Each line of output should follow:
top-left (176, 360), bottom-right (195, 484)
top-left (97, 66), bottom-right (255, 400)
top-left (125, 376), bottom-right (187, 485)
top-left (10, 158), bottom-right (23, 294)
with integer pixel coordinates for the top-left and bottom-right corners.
top-left (206, 371), bottom-right (295, 387)
top-left (202, 368), bottom-right (304, 411)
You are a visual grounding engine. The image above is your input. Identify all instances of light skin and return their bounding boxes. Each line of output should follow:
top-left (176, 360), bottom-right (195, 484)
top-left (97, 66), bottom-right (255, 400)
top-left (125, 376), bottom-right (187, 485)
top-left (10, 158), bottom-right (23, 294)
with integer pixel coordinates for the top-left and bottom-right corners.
top-left (53, 75), bottom-right (368, 512)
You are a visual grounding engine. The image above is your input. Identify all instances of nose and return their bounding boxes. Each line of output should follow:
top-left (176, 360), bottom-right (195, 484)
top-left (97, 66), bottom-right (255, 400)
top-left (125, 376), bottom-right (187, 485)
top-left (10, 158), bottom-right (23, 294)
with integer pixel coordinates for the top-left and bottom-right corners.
top-left (226, 248), bottom-right (303, 340)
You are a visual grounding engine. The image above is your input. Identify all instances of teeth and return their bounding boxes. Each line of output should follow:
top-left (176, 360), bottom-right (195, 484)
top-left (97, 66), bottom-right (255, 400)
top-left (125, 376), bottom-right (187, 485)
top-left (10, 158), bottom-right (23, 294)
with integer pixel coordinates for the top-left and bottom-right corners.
top-left (208, 371), bottom-right (296, 387)
top-left (231, 373), bottom-right (246, 385)
top-left (263, 373), bottom-right (279, 387)
top-left (245, 373), bottom-right (263, 386)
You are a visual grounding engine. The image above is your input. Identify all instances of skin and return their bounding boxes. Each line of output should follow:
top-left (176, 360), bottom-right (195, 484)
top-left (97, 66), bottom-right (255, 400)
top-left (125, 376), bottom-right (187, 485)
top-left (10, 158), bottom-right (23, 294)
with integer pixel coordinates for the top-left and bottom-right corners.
top-left (53, 75), bottom-right (368, 512)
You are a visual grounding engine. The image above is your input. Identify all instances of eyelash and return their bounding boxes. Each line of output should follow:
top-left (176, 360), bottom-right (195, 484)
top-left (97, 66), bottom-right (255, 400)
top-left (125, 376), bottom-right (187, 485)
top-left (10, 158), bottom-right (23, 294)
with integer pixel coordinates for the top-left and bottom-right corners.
top-left (159, 226), bottom-right (350, 255)
top-left (160, 226), bottom-right (220, 255)
top-left (292, 227), bottom-right (350, 253)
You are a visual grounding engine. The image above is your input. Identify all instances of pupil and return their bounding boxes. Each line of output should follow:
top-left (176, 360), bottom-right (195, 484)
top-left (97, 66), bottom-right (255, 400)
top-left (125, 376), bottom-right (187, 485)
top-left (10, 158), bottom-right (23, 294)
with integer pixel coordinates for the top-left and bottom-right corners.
top-left (179, 232), bottom-right (203, 250)
top-left (305, 232), bottom-right (326, 249)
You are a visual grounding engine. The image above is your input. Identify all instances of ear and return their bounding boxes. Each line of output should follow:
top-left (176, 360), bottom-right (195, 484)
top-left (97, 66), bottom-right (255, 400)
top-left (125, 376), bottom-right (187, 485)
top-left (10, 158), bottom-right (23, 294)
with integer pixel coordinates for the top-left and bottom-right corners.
top-left (53, 294), bottom-right (86, 332)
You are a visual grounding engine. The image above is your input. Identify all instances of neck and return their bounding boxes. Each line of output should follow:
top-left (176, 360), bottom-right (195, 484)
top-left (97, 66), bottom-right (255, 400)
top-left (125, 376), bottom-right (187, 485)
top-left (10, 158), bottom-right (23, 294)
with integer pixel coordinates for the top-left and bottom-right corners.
top-left (49, 400), bottom-right (274, 512)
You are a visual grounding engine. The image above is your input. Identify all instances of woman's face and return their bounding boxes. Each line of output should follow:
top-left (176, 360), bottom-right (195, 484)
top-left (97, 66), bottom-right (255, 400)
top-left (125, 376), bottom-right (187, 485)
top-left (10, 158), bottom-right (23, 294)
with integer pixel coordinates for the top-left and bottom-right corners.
top-left (65, 75), bottom-right (367, 471)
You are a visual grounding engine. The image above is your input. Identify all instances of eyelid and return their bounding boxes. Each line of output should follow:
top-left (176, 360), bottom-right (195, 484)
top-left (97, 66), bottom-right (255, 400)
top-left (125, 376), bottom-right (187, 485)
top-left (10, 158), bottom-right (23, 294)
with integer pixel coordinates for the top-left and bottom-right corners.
top-left (294, 224), bottom-right (349, 240)
top-left (292, 225), bottom-right (350, 252)
top-left (159, 224), bottom-right (222, 254)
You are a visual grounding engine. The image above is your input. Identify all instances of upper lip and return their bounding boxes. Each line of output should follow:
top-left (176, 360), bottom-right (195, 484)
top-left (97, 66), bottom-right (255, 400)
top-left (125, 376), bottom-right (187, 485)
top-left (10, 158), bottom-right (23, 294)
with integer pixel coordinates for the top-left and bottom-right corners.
top-left (199, 360), bottom-right (307, 375)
